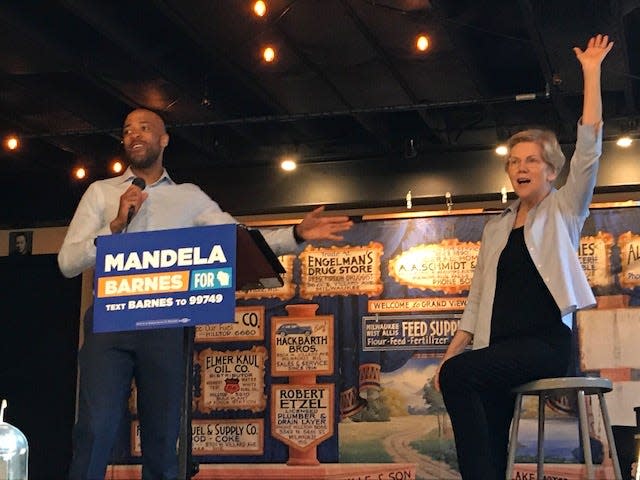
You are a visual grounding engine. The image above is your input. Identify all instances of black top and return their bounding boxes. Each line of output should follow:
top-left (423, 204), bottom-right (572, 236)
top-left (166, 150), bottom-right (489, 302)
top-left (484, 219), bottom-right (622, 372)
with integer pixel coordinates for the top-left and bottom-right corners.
top-left (490, 226), bottom-right (569, 347)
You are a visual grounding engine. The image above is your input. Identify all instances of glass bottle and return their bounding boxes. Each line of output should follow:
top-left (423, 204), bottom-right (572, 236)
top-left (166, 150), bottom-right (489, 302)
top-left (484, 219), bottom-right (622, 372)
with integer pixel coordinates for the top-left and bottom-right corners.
top-left (0, 400), bottom-right (28, 480)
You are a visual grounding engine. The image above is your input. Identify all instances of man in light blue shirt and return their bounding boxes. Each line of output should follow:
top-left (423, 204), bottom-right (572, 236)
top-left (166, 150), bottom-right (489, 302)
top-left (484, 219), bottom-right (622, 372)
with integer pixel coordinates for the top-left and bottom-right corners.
top-left (59, 108), bottom-right (352, 480)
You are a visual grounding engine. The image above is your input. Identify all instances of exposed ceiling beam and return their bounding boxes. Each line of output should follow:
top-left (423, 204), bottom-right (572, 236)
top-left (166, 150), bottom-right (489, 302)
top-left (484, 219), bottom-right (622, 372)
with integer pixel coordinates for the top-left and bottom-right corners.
top-left (429, 2), bottom-right (490, 96)
top-left (428, 2), bottom-right (501, 144)
top-left (516, 0), bottom-right (576, 137)
top-left (59, 0), bottom-right (257, 157)
top-left (151, 0), bottom-right (327, 147)
top-left (613, 0), bottom-right (638, 114)
top-left (272, 17), bottom-right (393, 152)
top-left (340, 0), bottom-right (449, 144)
top-left (0, 5), bottom-right (117, 162)
top-left (149, 1), bottom-right (287, 116)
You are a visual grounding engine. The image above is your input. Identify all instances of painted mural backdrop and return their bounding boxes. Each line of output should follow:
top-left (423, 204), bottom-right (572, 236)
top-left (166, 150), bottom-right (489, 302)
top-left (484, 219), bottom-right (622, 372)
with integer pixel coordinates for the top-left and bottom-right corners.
top-left (113, 206), bottom-right (640, 479)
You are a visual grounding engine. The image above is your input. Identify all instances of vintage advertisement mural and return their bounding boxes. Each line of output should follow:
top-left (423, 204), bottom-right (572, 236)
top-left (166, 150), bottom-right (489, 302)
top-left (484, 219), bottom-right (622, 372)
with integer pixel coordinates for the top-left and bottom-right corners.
top-left (110, 206), bottom-right (640, 479)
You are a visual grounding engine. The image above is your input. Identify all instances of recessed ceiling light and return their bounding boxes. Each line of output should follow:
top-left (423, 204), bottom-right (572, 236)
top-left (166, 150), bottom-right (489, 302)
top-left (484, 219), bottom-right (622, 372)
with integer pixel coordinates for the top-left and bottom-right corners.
top-left (281, 159), bottom-right (297, 171)
top-left (616, 136), bottom-right (633, 148)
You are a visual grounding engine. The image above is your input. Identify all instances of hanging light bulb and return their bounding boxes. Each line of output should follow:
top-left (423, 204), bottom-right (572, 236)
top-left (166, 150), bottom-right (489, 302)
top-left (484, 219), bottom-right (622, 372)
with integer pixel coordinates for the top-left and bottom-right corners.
top-left (4, 136), bottom-right (19, 151)
top-left (111, 160), bottom-right (123, 174)
top-left (416, 35), bottom-right (430, 52)
top-left (74, 167), bottom-right (87, 180)
top-left (253, 1), bottom-right (267, 17)
top-left (263, 46), bottom-right (276, 63)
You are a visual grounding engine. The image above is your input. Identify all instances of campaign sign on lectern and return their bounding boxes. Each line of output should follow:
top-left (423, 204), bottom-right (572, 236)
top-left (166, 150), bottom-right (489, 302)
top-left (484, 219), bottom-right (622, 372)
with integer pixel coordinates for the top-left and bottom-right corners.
top-left (93, 224), bottom-right (236, 332)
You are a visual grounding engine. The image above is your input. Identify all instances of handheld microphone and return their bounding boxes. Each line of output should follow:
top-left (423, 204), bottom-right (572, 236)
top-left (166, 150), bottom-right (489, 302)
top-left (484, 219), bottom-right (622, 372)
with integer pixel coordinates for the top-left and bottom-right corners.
top-left (126, 177), bottom-right (147, 227)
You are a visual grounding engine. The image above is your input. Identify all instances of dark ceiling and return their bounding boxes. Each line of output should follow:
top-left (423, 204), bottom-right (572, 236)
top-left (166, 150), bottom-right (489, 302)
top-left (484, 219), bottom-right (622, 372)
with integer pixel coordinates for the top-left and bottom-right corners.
top-left (1, 0), bottom-right (639, 226)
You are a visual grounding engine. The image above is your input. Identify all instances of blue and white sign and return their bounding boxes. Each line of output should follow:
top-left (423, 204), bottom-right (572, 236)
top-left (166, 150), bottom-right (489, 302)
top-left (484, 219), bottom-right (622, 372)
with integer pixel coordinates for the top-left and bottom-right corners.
top-left (362, 313), bottom-right (461, 351)
top-left (93, 224), bottom-right (236, 332)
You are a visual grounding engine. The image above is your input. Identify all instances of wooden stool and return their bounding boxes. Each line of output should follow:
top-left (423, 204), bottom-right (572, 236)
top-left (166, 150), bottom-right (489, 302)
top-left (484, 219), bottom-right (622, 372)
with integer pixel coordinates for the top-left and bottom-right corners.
top-left (505, 377), bottom-right (622, 480)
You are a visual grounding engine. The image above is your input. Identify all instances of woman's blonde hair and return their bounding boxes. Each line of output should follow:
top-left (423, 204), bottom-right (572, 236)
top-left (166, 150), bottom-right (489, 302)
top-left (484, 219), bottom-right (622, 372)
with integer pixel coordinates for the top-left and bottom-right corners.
top-left (506, 129), bottom-right (566, 174)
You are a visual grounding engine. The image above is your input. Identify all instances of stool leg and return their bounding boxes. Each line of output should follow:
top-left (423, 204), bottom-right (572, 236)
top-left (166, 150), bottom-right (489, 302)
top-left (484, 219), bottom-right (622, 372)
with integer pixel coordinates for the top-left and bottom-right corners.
top-left (577, 389), bottom-right (595, 480)
top-left (505, 393), bottom-right (523, 480)
top-left (597, 391), bottom-right (623, 480)
top-left (537, 393), bottom-right (546, 480)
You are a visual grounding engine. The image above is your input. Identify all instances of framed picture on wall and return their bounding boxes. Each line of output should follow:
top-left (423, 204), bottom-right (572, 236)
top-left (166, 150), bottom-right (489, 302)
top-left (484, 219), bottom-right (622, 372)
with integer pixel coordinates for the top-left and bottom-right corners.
top-left (9, 230), bottom-right (33, 256)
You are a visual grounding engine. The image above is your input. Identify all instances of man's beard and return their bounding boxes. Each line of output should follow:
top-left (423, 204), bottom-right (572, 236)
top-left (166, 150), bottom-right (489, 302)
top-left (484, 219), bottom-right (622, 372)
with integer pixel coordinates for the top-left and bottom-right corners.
top-left (125, 144), bottom-right (161, 169)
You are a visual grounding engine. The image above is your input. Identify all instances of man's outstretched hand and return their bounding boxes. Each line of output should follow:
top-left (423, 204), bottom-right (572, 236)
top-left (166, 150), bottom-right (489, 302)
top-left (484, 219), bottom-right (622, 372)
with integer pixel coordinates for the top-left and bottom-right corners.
top-left (295, 206), bottom-right (353, 241)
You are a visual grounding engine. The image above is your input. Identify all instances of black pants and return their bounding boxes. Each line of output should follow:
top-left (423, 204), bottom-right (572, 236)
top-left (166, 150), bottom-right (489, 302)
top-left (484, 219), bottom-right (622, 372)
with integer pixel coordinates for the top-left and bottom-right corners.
top-left (439, 335), bottom-right (571, 480)
top-left (69, 308), bottom-right (185, 480)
